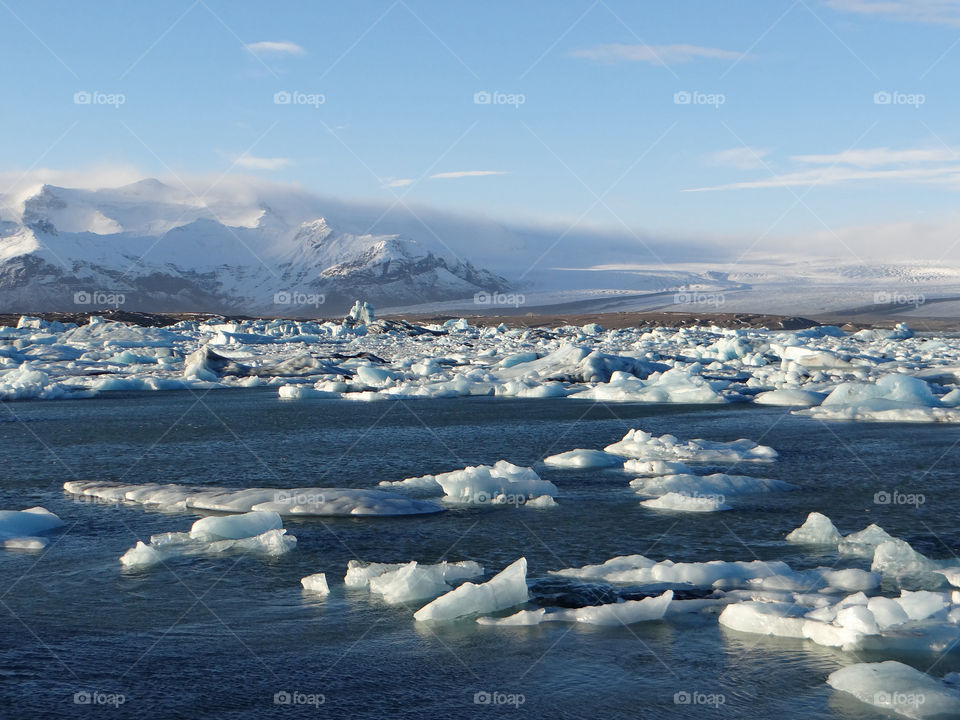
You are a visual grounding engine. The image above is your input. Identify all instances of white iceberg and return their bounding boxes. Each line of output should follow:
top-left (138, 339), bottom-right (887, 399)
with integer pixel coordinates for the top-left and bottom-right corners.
top-left (786, 512), bottom-right (842, 545)
top-left (542, 449), bottom-right (623, 468)
top-left (827, 661), bottom-right (960, 719)
top-left (478, 590), bottom-right (673, 627)
top-left (414, 557), bottom-right (529, 622)
top-left (605, 429), bottom-right (777, 463)
top-left (640, 492), bottom-right (731, 512)
top-left (65, 481), bottom-right (443, 517)
top-left (0, 506), bottom-right (64, 549)
top-left (301, 573), bottom-right (330, 595)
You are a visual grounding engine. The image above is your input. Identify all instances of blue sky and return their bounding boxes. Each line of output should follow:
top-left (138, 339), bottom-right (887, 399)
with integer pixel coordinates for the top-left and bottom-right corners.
top-left (3, 0), bottom-right (960, 248)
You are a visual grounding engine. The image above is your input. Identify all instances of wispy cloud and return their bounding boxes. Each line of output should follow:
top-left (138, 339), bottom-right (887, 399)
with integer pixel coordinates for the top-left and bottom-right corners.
top-left (705, 147), bottom-right (771, 170)
top-left (689, 145), bottom-right (960, 191)
top-left (381, 177), bottom-right (414, 188)
top-left (792, 147), bottom-right (959, 167)
top-left (244, 40), bottom-right (305, 56)
top-left (429, 170), bottom-right (508, 179)
top-left (233, 153), bottom-right (293, 170)
top-left (571, 43), bottom-right (742, 65)
top-left (826, 0), bottom-right (960, 27)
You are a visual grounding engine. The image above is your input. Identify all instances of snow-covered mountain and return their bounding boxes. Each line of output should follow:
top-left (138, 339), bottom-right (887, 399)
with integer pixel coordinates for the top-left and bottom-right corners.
top-left (1, 176), bottom-right (958, 318)
top-left (0, 179), bottom-right (512, 315)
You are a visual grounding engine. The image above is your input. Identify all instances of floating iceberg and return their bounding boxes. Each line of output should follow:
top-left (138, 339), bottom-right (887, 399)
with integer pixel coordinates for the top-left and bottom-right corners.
top-left (120, 511), bottom-right (296, 570)
top-left (478, 590), bottom-right (673, 627)
top-left (640, 492), bottom-right (731, 512)
top-left (301, 573), bottom-right (330, 595)
top-left (551, 554), bottom-right (792, 589)
top-left (827, 661), bottom-right (960, 719)
top-left (630, 473), bottom-right (793, 498)
top-left (344, 559), bottom-right (484, 605)
top-left (383, 461), bottom-right (558, 506)
top-left (64, 481), bottom-right (443, 517)
top-left (0, 507), bottom-right (64, 549)
top-left (542, 449), bottom-right (623, 468)
top-left (414, 557), bottom-right (529, 622)
top-left (785, 512), bottom-right (842, 545)
top-left (604, 429), bottom-right (778, 463)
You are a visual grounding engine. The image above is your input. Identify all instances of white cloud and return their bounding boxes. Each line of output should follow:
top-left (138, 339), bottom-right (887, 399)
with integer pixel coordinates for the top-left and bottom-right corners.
top-left (244, 41), bottom-right (305, 56)
top-left (429, 170), bottom-right (508, 179)
top-left (687, 164), bottom-right (960, 191)
top-left (571, 43), bottom-right (742, 65)
top-left (826, 0), bottom-right (960, 26)
top-left (705, 147), bottom-right (771, 170)
top-left (381, 177), bottom-right (414, 188)
top-left (229, 153), bottom-right (293, 171)
top-left (793, 147), bottom-right (960, 167)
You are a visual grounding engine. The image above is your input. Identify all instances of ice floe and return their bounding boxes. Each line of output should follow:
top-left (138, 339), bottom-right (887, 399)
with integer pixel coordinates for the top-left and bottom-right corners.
top-left (477, 590), bottom-right (673, 627)
top-left (344, 559), bottom-right (484, 605)
top-left (414, 557), bottom-right (529, 622)
top-left (0, 506), bottom-right (64, 549)
top-left (827, 661), bottom-right (960, 718)
top-left (64, 481), bottom-right (443, 516)
top-left (300, 573), bottom-right (330, 595)
top-left (120, 511), bottom-right (296, 570)
top-left (380, 461), bottom-right (557, 506)
top-left (542, 449), bottom-right (623, 469)
top-left (604, 430), bottom-right (778, 463)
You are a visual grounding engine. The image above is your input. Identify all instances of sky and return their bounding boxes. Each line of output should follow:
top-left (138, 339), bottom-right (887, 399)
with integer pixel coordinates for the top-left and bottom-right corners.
top-left (2, 0), bottom-right (960, 258)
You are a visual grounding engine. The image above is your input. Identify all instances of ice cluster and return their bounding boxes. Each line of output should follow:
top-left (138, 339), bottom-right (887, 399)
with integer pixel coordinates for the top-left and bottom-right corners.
top-left (120, 511), bottom-right (296, 570)
top-left (2, 312), bottom-right (958, 424)
top-left (64, 481), bottom-right (442, 516)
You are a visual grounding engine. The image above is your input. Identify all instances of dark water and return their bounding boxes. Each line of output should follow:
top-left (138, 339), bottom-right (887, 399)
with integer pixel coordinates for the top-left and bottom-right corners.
top-left (2, 389), bottom-right (960, 719)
